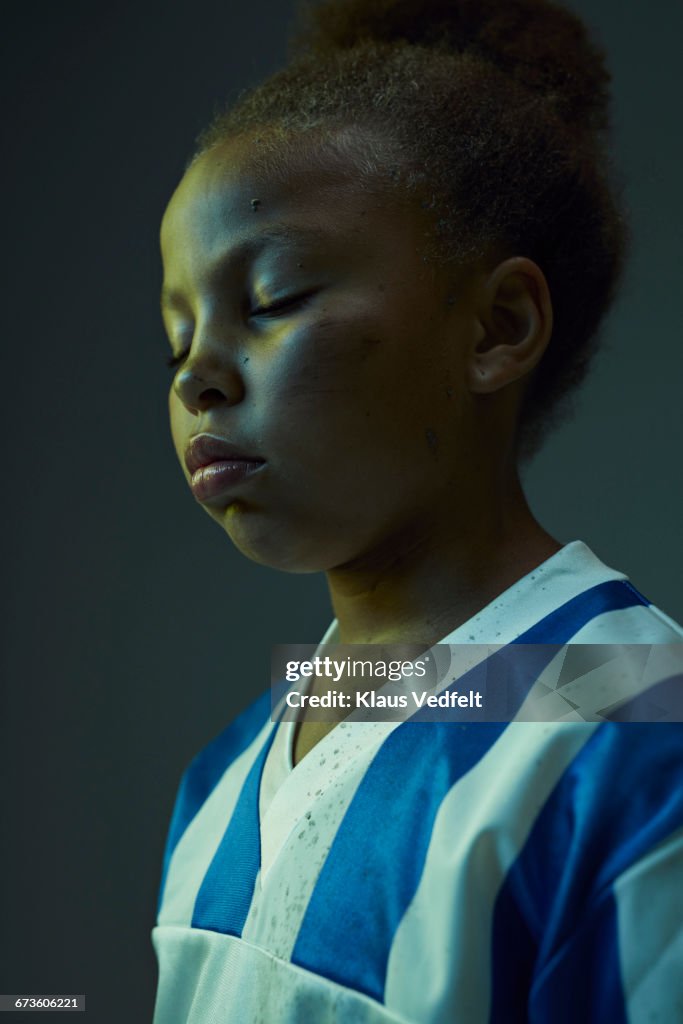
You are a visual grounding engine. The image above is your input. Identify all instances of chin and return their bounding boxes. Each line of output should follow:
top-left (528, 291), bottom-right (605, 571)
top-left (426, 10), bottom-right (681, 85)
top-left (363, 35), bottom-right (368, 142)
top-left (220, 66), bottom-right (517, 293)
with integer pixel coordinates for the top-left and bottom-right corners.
top-left (210, 503), bottom-right (348, 575)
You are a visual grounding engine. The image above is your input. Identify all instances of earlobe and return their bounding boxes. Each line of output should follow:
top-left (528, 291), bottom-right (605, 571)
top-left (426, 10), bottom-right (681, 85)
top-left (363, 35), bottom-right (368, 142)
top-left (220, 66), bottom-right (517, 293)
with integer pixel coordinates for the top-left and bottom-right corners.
top-left (467, 257), bottom-right (553, 395)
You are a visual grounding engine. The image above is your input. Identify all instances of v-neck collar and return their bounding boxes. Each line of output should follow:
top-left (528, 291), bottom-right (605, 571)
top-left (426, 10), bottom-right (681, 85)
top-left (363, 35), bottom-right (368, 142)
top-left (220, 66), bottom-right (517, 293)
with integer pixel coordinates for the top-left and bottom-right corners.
top-left (257, 540), bottom-right (628, 883)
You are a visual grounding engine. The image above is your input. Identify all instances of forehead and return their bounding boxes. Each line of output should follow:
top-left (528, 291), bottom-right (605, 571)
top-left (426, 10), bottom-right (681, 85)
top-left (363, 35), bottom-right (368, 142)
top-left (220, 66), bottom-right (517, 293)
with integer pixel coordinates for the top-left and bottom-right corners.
top-left (160, 132), bottom-right (425, 277)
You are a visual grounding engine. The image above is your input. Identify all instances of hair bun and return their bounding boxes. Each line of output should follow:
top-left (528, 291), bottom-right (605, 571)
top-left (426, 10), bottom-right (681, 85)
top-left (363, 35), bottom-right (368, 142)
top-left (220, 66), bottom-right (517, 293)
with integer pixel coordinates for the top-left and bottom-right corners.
top-left (292, 0), bottom-right (611, 132)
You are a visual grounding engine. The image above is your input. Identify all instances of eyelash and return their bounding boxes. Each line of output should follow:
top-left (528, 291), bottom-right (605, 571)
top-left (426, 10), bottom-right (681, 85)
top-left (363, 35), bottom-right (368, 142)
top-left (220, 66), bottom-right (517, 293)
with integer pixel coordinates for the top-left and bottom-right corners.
top-left (165, 292), bottom-right (313, 370)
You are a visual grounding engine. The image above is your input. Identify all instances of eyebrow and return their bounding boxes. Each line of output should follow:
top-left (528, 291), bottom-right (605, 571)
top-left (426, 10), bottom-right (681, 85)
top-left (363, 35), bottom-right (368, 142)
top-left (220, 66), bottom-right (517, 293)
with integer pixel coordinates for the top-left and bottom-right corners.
top-left (160, 224), bottom-right (330, 311)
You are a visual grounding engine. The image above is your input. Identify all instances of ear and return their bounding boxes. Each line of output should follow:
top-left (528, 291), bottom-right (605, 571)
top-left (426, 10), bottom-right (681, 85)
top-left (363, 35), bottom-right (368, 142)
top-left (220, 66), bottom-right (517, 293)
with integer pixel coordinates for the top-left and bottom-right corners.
top-left (467, 257), bottom-right (553, 394)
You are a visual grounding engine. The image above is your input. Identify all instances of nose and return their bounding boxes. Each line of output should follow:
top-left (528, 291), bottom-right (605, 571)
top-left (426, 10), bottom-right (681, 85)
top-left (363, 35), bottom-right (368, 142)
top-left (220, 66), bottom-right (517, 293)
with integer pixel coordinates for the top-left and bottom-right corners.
top-left (171, 334), bottom-right (245, 415)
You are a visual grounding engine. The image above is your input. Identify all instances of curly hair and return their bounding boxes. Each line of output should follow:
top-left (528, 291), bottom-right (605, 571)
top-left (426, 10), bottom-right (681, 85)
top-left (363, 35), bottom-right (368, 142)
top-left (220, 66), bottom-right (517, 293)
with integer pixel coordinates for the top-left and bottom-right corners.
top-left (193, 0), bottom-right (629, 460)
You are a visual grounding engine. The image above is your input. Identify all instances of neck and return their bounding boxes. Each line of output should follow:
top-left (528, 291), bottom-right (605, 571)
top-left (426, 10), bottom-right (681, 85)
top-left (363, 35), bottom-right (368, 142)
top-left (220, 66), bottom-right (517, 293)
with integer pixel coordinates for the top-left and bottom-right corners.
top-left (324, 470), bottom-right (561, 646)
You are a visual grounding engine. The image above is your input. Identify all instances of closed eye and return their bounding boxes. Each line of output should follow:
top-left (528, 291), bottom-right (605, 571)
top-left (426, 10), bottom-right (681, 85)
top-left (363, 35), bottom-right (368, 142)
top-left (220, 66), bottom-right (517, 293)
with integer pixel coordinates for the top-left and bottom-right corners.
top-left (165, 291), bottom-right (318, 369)
top-left (249, 290), bottom-right (317, 319)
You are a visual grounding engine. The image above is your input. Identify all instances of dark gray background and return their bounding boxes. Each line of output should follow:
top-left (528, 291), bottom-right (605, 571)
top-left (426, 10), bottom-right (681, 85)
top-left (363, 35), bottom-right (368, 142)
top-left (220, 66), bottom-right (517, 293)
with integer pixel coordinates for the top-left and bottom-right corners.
top-left (1, 1), bottom-right (680, 1021)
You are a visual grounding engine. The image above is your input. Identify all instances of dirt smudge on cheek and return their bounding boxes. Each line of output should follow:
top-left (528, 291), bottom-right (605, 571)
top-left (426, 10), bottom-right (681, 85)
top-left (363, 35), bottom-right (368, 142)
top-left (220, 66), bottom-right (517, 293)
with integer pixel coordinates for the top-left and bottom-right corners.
top-left (425, 427), bottom-right (439, 456)
top-left (359, 334), bottom-right (382, 362)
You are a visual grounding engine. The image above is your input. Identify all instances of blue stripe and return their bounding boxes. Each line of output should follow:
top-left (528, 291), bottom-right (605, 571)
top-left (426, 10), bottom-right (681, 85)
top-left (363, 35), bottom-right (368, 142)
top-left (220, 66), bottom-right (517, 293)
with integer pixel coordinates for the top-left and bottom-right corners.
top-left (157, 689), bottom-right (271, 913)
top-left (299, 718), bottom-right (508, 997)
top-left (529, 889), bottom-right (626, 1024)
top-left (489, 721), bottom-right (683, 1022)
top-left (291, 580), bottom-right (645, 1000)
top-left (511, 579), bottom-right (648, 644)
top-left (192, 722), bottom-right (277, 935)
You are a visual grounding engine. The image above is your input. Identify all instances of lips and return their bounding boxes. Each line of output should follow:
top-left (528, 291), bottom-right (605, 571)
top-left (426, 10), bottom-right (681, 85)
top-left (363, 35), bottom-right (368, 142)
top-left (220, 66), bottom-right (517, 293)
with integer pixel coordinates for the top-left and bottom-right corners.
top-left (184, 434), bottom-right (265, 476)
top-left (183, 434), bottom-right (266, 503)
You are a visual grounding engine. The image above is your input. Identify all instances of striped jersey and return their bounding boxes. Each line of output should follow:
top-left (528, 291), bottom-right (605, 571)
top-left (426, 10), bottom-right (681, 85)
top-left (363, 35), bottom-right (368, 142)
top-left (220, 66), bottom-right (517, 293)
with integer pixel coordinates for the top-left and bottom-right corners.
top-left (152, 540), bottom-right (683, 1023)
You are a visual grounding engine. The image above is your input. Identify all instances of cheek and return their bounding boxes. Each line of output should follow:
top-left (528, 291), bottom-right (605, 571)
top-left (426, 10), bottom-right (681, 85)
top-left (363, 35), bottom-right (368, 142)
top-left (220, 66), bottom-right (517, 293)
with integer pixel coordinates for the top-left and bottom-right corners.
top-left (257, 316), bottom-right (411, 418)
top-left (258, 346), bottom-right (449, 496)
top-left (246, 329), bottom-right (367, 447)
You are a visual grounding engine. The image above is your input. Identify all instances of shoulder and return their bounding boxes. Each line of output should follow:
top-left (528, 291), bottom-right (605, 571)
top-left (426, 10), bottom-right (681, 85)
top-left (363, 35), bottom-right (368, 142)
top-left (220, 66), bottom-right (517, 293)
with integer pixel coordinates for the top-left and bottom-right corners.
top-left (179, 688), bottom-right (272, 808)
top-left (156, 688), bottom-right (272, 913)
top-left (500, 721), bottom-right (683, 1018)
top-left (503, 720), bottom-right (683, 933)
top-left (570, 587), bottom-right (683, 643)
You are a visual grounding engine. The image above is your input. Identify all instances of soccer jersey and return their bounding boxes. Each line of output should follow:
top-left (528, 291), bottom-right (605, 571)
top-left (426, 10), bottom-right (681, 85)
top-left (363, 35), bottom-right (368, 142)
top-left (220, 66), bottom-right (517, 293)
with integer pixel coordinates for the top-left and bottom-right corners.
top-left (152, 541), bottom-right (683, 1023)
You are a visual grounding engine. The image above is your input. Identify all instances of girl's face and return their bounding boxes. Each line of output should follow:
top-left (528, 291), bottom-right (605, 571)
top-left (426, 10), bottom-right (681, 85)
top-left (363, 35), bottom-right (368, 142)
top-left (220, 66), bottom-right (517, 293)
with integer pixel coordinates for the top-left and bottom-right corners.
top-left (161, 133), bottom-right (484, 573)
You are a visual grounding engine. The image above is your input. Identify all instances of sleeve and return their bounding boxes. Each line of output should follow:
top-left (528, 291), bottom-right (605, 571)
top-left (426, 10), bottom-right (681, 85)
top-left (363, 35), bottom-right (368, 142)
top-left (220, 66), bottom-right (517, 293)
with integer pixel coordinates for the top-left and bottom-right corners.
top-left (527, 828), bottom-right (683, 1023)
top-left (489, 722), bottom-right (683, 1024)
top-left (156, 688), bottom-right (272, 914)
top-left (613, 827), bottom-right (683, 1022)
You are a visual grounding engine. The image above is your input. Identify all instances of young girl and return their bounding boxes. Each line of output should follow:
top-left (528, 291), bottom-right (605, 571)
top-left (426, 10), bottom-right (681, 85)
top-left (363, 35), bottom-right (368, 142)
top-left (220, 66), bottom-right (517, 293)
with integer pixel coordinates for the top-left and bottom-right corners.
top-left (153, 0), bottom-right (683, 1020)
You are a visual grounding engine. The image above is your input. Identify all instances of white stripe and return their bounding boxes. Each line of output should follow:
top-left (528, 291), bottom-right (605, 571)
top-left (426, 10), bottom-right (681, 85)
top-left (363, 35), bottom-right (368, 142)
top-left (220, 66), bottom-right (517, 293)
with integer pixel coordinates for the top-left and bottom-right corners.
top-left (514, 639), bottom-right (683, 722)
top-left (158, 718), bottom-right (272, 927)
top-left (565, 604), bottom-right (683, 644)
top-left (152, 926), bottom-right (410, 1024)
top-left (243, 722), bottom-right (392, 959)
top-left (384, 721), bottom-right (599, 1023)
top-left (644, 602), bottom-right (683, 640)
top-left (615, 828), bottom-right (683, 1024)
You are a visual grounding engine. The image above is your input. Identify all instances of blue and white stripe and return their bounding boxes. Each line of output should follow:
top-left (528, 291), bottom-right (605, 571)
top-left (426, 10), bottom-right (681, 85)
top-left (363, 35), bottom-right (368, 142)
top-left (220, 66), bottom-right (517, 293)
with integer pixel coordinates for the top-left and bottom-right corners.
top-left (153, 543), bottom-right (683, 1023)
